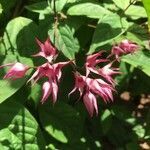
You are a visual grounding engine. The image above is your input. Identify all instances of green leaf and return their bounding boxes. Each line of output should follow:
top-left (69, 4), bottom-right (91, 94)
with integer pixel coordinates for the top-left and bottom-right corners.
top-left (48, 23), bottom-right (79, 59)
top-left (132, 125), bottom-right (145, 138)
top-left (25, 1), bottom-right (52, 14)
top-left (67, 2), bottom-right (110, 19)
top-left (0, 100), bottom-right (45, 149)
top-left (39, 102), bottom-right (83, 143)
top-left (122, 50), bottom-right (150, 76)
top-left (125, 5), bottom-right (147, 19)
top-left (0, 55), bottom-right (33, 104)
top-left (89, 14), bottom-right (129, 54)
top-left (112, 0), bottom-right (130, 10)
top-left (0, 17), bottom-right (38, 103)
top-left (0, 17), bottom-right (38, 56)
top-left (51, 0), bottom-right (68, 12)
top-left (142, 0), bottom-right (150, 31)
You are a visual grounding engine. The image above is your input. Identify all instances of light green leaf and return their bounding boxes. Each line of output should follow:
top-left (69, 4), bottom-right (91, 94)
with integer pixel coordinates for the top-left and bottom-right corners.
top-left (122, 50), bottom-right (150, 76)
top-left (89, 14), bottom-right (129, 54)
top-left (0, 100), bottom-right (45, 149)
top-left (0, 55), bottom-right (33, 104)
top-left (25, 1), bottom-right (52, 14)
top-left (133, 125), bottom-right (145, 138)
top-left (51, 0), bottom-right (68, 12)
top-left (67, 2), bottom-right (110, 19)
top-left (39, 102), bottom-right (83, 143)
top-left (142, 0), bottom-right (150, 31)
top-left (112, 0), bottom-right (130, 10)
top-left (0, 17), bottom-right (38, 103)
top-left (125, 5), bottom-right (147, 19)
top-left (48, 23), bottom-right (79, 59)
top-left (0, 17), bottom-right (38, 56)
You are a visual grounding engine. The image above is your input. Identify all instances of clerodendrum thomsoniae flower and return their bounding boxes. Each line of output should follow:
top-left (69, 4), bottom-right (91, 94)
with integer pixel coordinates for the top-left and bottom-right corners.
top-left (0, 38), bottom-right (138, 117)
top-left (70, 51), bottom-right (120, 117)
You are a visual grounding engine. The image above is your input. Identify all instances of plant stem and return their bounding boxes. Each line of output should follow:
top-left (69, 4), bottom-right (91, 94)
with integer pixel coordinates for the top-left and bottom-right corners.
top-left (53, 0), bottom-right (58, 45)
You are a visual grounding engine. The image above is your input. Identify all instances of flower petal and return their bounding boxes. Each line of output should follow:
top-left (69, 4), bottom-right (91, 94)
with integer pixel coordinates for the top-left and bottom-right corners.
top-left (41, 81), bottom-right (52, 103)
top-left (83, 91), bottom-right (98, 117)
top-left (51, 80), bottom-right (58, 104)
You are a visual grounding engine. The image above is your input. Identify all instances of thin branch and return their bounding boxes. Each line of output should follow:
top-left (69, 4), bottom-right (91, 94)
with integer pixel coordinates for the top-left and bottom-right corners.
top-left (53, 0), bottom-right (58, 45)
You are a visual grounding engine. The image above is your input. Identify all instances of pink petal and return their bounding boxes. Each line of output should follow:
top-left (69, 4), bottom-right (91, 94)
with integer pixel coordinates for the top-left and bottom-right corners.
top-left (53, 61), bottom-right (70, 81)
top-left (52, 80), bottom-right (58, 104)
top-left (41, 81), bottom-right (52, 103)
top-left (27, 68), bottom-right (40, 83)
top-left (2, 62), bottom-right (29, 79)
top-left (83, 91), bottom-right (98, 117)
top-left (35, 37), bottom-right (57, 62)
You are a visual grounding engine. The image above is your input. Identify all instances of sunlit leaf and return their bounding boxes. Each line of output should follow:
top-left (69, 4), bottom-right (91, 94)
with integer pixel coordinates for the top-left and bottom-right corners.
top-left (48, 23), bottom-right (79, 59)
top-left (122, 50), bottom-right (150, 76)
top-left (67, 2), bottom-right (110, 19)
top-left (89, 14), bottom-right (129, 54)
top-left (0, 17), bottom-right (38, 103)
top-left (0, 100), bottom-right (45, 149)
top-left (142, 0), bottom-right (150, 32)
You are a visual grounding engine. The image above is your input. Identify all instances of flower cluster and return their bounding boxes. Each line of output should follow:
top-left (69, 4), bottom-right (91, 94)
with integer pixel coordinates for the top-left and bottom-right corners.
top-left (70, 52), bottom-right (120, 117)
top-left (0, 38), bottom-right (70, 104)
top-left (111, 40), bottom-right (138, 60)
top-left (0, 38), bottom-right (138, 116)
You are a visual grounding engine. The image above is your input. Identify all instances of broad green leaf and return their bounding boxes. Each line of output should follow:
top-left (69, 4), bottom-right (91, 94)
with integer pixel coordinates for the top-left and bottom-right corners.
top-left (0, 17), bottom-right (38, 56)
top-left (67, 2), bottom-right (110, 19)
top-left (122, 50), bottom-right (150, 76)
top-left (112, 0), bottom-right (130, 10)
top-left (48, 23), bottom-right (79, 59)
top-left (25, 1), bottom-right (52, 14)
top-left (0, 17), bottom-right (38, 103)
top-left (89, 14), bottom-right (129, 54)
top-left (0, 100), bottom-right (45, 149)
top-left (39, 102), bottom-right (83, 143)
top-left (142, 0), bottom-right (150, 31)
top-left (125, 5), bottom-right (147, 19)
top-left (0, 55), bottom-right (33, 104)
top-left (51, 0), bottom-right (68, 12)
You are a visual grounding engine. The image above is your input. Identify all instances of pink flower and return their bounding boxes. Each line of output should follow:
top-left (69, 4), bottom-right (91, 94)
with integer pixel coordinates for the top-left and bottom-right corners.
top-left (28, 61), bottom-right (70, 103)
top-left (27, 63), bottom-right (54, 84)
top-left (97, 63), bottom-right (120, 85)
top-left (69, 73), bottom-right (86, 97)
top-left (86, 77), bottom-right (114, 103)
top-left (69, 73), bottom-right (114, 117)
top-left (119, 40), bottom-right (138, 53)
top-left (83, 91), bottom-right (98, 117)
top-left (33, 37), bottom-right (57, 62)
top-left (111, 39), bottom-right (138, 60)
top-left (42, 80), bottom-right (58, 104)
top-left (85, 51), bottom-right (108, 76)
top-left (0, 62), bottom-right (29, 79)
top-left (111, 46), bottom-right (125, 60)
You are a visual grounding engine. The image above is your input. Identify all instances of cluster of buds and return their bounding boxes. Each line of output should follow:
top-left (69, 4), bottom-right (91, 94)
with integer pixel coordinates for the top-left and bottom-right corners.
top-left (0, 38), bottom-right (138, 116)
top-left (111, 40), bottom-right (138, 60)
